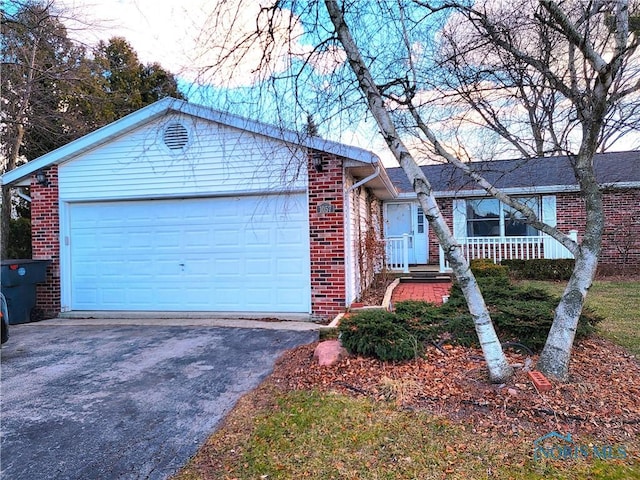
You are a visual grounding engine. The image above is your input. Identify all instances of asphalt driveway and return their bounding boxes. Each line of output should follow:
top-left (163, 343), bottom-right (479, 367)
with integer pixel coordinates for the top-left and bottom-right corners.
top-left (1, 323), bottom-right (317, 479)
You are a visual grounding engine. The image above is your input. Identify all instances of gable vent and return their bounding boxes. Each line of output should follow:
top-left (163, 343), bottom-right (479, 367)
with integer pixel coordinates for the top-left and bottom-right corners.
top-left (163, 122), bottom-right (190, 151)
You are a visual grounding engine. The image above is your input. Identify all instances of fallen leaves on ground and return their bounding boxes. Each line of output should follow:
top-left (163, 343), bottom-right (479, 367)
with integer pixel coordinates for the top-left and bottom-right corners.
top-left (269, 337), bottom-right (640, 444)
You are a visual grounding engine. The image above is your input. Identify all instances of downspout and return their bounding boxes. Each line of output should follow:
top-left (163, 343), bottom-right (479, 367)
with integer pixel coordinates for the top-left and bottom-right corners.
top-left (344, 166), bottom-right (381, 306)
top-left (347, 166), bottom-right (380, 193)
top-left (344, 178), bottom-right (353, 307)
top-left (17, 188), bottom-right (32, 203)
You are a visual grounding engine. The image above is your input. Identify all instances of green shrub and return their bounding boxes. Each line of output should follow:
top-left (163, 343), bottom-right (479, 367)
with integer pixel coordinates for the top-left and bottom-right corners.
top-left (470, 258), bottom-right (509, 278)
top-left (7, 217), bottom-right (32, 259)
top-left (394, 300), bottom-right (442, 321)
top-left (339, 276), bottom-right (602, 361)
top-left (501, 259), bottom-right (575, 280)
top-left (338, 309), bottom-right (421, 361)
top-left (440, 277), bottom-right (601, 351)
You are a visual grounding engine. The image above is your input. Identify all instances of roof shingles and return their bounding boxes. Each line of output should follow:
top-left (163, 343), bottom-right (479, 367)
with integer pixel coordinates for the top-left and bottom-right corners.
top-left (386, 151), bottom-right (640, 194)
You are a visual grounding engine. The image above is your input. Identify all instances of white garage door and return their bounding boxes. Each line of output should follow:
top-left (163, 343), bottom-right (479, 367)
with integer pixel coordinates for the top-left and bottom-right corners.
top-left (68, 195), bottom-right (310, 312)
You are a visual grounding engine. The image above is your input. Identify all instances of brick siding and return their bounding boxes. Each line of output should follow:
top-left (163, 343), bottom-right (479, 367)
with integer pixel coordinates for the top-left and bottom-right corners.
top-left (307, 151), bottom-right (346, 319)
top-left (427, 198), bottom-right (454, 263)
top-left (30, 166), bottom-right (61, 317)
top-left (599, 190), bottom-right (640, 269)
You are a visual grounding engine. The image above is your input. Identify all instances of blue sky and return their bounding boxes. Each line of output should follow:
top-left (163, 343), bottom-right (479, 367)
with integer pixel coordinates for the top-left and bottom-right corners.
top-left (23, 1), bottom-right (640, 161)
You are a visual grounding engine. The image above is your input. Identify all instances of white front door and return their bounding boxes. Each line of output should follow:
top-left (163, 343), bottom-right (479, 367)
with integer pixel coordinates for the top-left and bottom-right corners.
top-left (385, 203), bottom-right (428, 264)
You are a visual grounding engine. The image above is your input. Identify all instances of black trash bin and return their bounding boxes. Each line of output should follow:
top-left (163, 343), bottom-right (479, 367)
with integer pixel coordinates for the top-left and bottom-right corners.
top-left (0, 259), bottom-right (51, 324)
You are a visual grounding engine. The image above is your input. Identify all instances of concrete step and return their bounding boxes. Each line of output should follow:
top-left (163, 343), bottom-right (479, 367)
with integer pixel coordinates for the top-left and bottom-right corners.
top-left (399, 272), bottom-right (453, 284)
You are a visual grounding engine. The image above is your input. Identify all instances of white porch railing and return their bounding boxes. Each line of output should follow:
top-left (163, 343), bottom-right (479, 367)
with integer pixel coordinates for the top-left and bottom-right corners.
top-left (384, 231), bottom-right (578, 273)
top-left (384, 234), bottom-right (410, 273)
top-left (439, 231), bottom-right (577, 272)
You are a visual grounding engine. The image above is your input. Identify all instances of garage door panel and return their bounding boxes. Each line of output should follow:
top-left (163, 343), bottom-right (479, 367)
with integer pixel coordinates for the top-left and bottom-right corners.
top-left (213, 258), bottom-right (242, 276)
top-left (277, 259), bottom-right (305, 275)
top-left (68, 195), bottom-right (310, 312)
top-left (278, 288), bottom-right (306, 306)
top-left (245, 258), bottom-right (272, 275)
top-left (214, 231), bottom-right (241, 247)
top-left (183, 230), bottom-right (211, 248)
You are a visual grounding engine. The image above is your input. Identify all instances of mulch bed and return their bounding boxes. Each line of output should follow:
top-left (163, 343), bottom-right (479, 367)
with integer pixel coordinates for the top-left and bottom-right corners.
top-left (269, 337), bottom-right (640, 446)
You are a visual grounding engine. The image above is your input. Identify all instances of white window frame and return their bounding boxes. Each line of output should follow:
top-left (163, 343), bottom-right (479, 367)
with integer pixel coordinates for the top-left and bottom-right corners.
top-left (456, 196), bottom-right (546, 238)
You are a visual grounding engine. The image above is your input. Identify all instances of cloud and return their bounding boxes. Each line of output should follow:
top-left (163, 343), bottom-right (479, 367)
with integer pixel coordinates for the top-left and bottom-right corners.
top-left (54, 0), bottom-right (348, 88)
top-left (55, 0), bottom-right (274, 84)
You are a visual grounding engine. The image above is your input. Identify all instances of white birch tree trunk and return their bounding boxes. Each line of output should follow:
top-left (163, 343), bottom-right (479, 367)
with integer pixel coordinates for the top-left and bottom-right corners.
top-left (537, 149), bottom-right (605, 380)
top-left (536, 249), bottom-right (600, 380)
top-left (325, 0), bottom-right (513, 383)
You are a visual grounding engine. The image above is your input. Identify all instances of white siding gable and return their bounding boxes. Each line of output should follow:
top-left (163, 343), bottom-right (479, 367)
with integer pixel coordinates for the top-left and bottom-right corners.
top-left (59, 113), bottom-right (308, 201)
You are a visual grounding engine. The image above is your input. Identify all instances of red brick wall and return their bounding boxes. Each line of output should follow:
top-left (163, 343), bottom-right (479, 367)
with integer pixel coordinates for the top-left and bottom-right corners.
top-left (30, 166), bottom-right (61, 317)
top-left (307, 151), bottom-right (346, 319)
top-left (555, 192), bottom-right (586, 235)
top-left (555, 190), bottom-right (640, 269)
top-left (427, 198), bottom-right (454, 264)
top-left (598, 190), bottom-right (640, 270)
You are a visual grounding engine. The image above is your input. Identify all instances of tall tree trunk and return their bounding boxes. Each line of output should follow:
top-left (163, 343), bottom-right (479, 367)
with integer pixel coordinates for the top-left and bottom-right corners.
top-left (428, 191), bottom-right (514, 383)
top-left (537, 150), bottom-right (604, 381)
top-left (325, 0), bottom-right (512, 382)
top-left (536, 247), bottom-right (600, 380)
top-left (1, 122), bottom-right (26, 259)
top-left (2, 31), bottom-right (38, 259)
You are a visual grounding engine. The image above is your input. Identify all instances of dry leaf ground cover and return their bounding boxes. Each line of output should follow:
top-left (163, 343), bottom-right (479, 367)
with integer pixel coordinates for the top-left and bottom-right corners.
top-left (175, 281), bottom-right (640, 480)
top-left (271, 337), bottom-right (639, 443)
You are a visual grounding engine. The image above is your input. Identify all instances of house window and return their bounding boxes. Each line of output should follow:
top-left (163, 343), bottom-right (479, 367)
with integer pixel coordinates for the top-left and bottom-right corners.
top-left (466, 197), bottom-right (539, 237)
top-left (417, 206), bottom-right (425, 234)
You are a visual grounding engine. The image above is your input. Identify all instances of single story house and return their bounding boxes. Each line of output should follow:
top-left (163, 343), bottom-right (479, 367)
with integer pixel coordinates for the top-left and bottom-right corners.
top-left (2, 98), bottom-right (639, 320)
top-left (384, 151), bottom-right (640, 274)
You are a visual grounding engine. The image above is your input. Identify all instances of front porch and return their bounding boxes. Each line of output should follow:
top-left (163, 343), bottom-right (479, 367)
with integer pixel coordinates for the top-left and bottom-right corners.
top-left (385, 232), bottom-right (577, 273)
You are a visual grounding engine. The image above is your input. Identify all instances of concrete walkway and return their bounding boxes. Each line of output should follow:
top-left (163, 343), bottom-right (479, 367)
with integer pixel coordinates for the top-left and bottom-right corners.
top-left (39, 315), bottom-right (324, 331)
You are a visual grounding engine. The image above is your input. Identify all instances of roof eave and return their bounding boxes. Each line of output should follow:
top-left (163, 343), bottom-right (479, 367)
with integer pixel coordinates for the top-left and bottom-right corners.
top-left (345, 161), bottom-right (398, 200)
top-left (1, 97), bottom-right (179, 187)
top-left (391, 181), bottom-right (640, 199)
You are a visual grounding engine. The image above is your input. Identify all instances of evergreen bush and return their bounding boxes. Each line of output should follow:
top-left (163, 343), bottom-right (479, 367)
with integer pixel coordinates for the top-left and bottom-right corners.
top-left (470, 258), bottom-right (509, 278)
top-left (501, 259), bottom-right (575, 280)
top-left (7, 217), bottom-right (32, 259)
top-left (339, 275), bottom-right (602, 361)
top-left (338, 309), bottom-right (421, 361)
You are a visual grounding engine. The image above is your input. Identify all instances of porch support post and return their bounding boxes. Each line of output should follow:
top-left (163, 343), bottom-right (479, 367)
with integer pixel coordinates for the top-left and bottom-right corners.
top-left (402, 233), bottom-right (410, 273)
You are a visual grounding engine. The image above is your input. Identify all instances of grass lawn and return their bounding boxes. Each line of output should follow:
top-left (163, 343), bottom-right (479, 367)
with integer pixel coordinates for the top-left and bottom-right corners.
top-left (173, 280), bottom-right (640, 480)
top-left (175, 388), bottom-right (637, 480)
top-left (521, 280), bottom-right (640, 358)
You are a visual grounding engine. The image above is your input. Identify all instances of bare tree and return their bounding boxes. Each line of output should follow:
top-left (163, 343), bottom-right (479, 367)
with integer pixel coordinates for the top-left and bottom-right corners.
top-left (195, 0), bottom-right (640, 381)
top-left (1, 1), bottom-right (186, 258)
top-left (414, 0), bottom-right (640, 380)
top-left (1, 0), bottom-right (82, 257)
